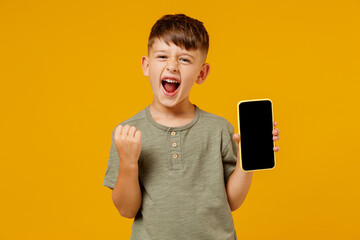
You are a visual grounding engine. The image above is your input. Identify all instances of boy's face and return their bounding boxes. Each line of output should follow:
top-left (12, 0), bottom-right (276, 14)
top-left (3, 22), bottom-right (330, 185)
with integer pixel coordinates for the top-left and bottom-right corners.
top-left (141, 38), bottom-right (210, 109)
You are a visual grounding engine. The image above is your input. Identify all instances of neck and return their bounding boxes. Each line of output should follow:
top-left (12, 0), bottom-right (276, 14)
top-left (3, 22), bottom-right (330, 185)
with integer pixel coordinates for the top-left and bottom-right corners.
top-left (149, 98), bottom-right (196, 120)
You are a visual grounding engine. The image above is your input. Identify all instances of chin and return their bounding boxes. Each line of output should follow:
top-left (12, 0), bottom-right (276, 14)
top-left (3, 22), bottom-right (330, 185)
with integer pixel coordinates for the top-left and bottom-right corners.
top-left (156, 96), bottom-right (182, 108)
top-left (160, 100), bottom-right (179, 108)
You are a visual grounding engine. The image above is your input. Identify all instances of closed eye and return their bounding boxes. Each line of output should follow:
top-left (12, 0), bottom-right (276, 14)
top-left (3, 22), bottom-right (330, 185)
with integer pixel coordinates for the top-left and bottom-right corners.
top-left (179, 58), bottom-right (191, 63)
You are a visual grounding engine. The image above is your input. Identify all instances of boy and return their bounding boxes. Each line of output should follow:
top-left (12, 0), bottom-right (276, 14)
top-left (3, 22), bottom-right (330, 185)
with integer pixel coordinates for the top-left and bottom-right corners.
top-left (103, 14), bottom-right (280, 240)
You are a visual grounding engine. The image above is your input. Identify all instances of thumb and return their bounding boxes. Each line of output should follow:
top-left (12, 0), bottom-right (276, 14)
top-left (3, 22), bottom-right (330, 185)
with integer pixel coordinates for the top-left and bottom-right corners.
top-left (233, 133), bottom-right (240, 145)
top-left (233, 133), bottom-right (240, 161)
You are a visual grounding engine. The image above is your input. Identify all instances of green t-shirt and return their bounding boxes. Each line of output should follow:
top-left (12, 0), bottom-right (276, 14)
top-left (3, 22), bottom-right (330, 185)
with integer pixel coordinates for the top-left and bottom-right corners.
top-left (103, 104), bottom-right (238, 240)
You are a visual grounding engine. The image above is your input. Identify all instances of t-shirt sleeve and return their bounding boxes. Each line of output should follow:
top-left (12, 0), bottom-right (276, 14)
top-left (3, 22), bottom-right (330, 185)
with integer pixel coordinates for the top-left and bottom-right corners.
top-left (222, 124), bottom-right (238, 184)
top-left (103, 127), bottom-right (119, 190)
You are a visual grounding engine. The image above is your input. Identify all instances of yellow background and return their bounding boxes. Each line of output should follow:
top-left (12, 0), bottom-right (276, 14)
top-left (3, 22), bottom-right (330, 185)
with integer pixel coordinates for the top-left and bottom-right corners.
top-left (1, 0), bottom-right (359, 239)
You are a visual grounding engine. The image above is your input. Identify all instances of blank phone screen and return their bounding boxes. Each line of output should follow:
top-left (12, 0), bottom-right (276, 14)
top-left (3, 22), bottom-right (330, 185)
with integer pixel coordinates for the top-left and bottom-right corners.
top-left (238, 100), bottom-right (275, 171)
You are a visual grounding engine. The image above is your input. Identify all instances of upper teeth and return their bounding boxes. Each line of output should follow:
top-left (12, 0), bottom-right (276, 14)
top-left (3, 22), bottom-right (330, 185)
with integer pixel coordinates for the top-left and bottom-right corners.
top-left (163, 79), bottom-right (178, 83)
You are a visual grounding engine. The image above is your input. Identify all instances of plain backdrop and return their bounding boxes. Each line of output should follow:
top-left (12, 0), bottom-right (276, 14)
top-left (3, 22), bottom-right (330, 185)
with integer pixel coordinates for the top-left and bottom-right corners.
top-left (1, 0), bottom-right (359, 239)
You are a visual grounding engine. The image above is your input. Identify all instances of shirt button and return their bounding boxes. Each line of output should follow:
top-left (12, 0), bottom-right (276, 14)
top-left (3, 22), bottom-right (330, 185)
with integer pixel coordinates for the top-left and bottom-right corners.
top-left (172, 142), bottom-right (177, 148)
top-left (170, 131), bottom-right (177, 136)
top-left (172, 154), bottom-right (178, 159)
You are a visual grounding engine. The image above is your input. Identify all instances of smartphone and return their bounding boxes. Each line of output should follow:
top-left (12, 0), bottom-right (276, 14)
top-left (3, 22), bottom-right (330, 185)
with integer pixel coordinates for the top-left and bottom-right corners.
top-left (237, 99), bottom-right (276, 172)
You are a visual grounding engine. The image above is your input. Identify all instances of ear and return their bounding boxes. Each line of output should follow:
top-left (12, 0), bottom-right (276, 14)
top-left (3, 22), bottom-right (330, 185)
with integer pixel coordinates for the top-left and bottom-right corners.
top-left (141, 56), bottom-right (149, 76)
top-left (196, 63), bottom-right (210, 84)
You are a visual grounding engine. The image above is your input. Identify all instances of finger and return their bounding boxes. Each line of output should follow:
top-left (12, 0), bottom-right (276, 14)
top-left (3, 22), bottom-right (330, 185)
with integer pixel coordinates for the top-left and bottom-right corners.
top-left (121, 125), bottom-right (130, 135)
top-left (135, 130), bottom-right (142, 141)
top-left (273, 128), bottom-right (279, 135)
top-left (273, 135), bottom-right (280, 141)
top-left (273, 146), bottom-right (280, 152)
top-left (128, 126), bottom-right (137, 137)
top-left (274, 121), bottom-right (277, 126)
top-left (114, 125), bottom-right (123, 137)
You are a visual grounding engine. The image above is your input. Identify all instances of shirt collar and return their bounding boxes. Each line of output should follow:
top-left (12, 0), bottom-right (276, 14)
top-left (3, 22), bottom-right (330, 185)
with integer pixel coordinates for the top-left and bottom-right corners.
top-left (145, 104), bottom-right (200, 131)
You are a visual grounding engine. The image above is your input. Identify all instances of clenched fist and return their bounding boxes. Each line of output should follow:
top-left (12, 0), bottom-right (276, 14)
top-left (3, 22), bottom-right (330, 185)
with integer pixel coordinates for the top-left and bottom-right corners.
top-left (114, 125), bottom-right (142, 165)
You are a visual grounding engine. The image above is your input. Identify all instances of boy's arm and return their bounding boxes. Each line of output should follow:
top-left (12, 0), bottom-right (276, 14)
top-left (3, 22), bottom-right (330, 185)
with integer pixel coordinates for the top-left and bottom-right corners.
top-left (112, 161), bottom-right (142, 219)
top-left (111, 125), bottom-right (142, 219)
top-left (225, 150), bottom-right (253, 211)
top-left (226, 123), bottom-right (280, 211)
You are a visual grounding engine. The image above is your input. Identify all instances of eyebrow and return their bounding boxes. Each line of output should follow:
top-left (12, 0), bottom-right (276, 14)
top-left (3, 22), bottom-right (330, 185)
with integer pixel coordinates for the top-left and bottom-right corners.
top-left (152, 50), bottom-right (195, 59)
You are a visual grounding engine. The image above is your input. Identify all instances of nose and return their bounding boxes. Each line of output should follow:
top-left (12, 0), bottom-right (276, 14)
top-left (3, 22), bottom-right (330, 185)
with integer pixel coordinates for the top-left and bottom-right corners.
top-left (166, 58), bottom-right (178, 72)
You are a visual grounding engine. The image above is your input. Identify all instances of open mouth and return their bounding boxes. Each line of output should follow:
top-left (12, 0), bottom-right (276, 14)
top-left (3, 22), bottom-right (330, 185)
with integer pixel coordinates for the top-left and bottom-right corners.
top-left (162, 79), bottom-right (180, 95)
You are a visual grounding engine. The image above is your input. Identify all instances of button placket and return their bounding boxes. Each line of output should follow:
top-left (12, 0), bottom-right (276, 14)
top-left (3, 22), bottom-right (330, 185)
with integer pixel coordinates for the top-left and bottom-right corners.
top-left (169, 130), bottom-right (182, 170)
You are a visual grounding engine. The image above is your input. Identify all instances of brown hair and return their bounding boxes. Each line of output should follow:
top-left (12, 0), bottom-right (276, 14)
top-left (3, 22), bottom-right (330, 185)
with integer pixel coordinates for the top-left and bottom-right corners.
top-left (148, 14), bottom-right (209, 61)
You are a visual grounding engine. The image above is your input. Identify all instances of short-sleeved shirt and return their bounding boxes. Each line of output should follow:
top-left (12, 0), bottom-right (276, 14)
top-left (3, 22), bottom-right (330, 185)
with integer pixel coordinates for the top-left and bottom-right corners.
top-left (103, 104), bottom-right (238, 240)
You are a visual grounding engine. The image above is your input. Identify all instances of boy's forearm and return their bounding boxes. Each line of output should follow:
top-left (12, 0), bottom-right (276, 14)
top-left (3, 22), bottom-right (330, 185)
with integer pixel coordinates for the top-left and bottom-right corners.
top-left (226, 162), bottom-right (253, 211)
top-left (112, 161), bottom-right (142, 219)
